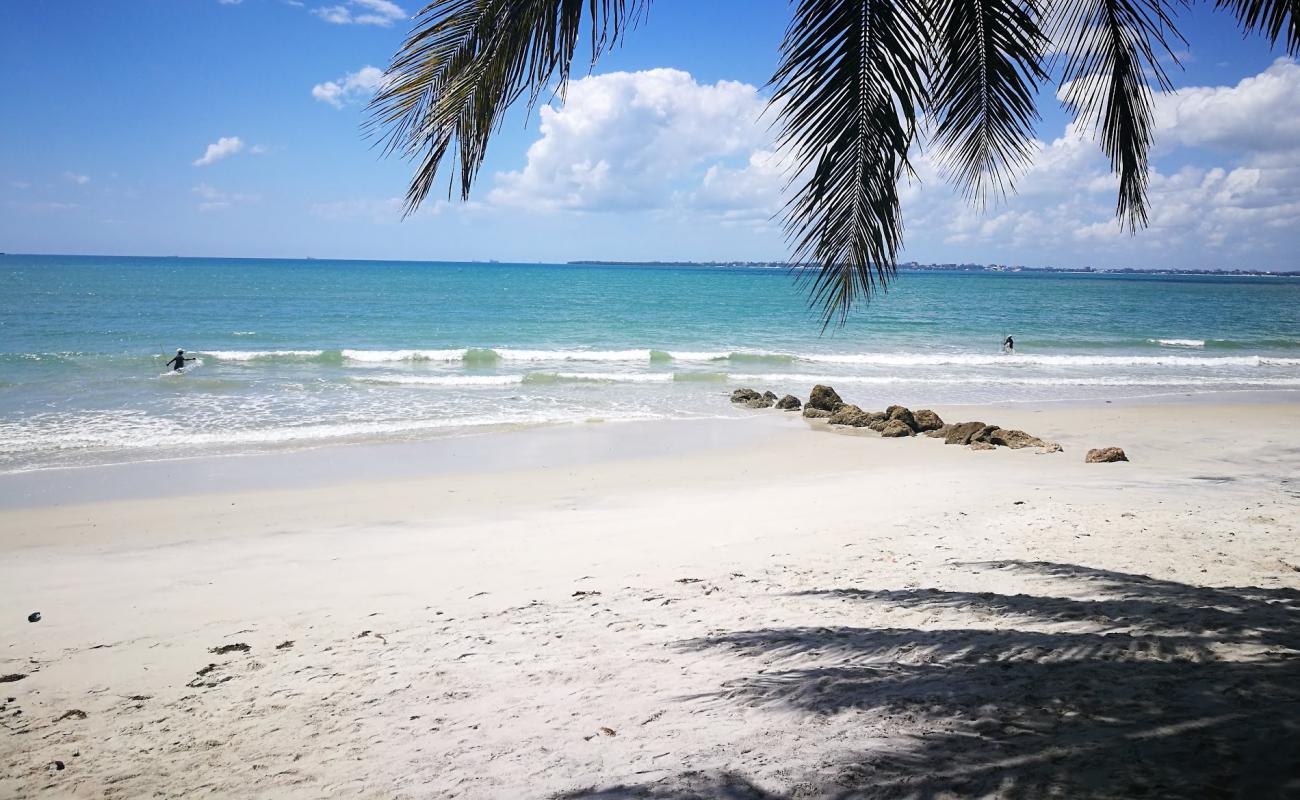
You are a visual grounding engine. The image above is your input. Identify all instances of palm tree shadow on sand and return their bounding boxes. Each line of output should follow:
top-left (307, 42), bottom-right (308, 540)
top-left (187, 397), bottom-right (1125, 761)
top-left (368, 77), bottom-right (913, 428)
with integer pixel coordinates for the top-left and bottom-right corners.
top-left (558, 561), bottom-right (1300, 799)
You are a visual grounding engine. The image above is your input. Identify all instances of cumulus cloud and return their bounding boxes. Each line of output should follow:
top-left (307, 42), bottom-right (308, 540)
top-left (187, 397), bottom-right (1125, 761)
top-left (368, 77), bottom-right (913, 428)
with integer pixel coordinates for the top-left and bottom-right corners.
top-left (312, 66), bottom-right (386, 108)
top-left (193, 136), bottom-right (245, 167)
top-left (218, 0), bottom-right (242, 5)
top-left (314, 0), bottom-right (405, 26)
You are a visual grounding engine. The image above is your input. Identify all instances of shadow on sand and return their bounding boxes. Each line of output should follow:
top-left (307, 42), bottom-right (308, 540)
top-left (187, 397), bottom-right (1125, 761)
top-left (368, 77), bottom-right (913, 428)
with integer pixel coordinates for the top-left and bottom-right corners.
top-left (559, 561), bottom-right (1300, 799)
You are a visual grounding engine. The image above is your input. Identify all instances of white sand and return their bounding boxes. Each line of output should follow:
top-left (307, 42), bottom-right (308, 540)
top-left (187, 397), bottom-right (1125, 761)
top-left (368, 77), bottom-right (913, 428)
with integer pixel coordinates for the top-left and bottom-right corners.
top-left (2, 401), bottom-right (1298, 798)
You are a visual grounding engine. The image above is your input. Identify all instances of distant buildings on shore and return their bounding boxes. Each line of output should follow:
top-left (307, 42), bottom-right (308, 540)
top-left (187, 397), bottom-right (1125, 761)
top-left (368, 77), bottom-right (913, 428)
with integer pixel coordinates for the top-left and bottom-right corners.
top-left (566, 260), bottom-right (1299, 277)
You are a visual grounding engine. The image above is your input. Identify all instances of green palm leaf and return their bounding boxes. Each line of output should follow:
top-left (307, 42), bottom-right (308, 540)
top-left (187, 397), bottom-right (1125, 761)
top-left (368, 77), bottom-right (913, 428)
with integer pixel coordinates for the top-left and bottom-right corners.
top-left (1215, 0), bottom-right (1299, 53)
top-left (368, 0), bottom-right (645, 213)
top-left (771, 0), bottom-right (930, 325)
top-left (929, 0), bottom-right (1050, 204)
top-left (1052, 0), bottom-right (1185, 231)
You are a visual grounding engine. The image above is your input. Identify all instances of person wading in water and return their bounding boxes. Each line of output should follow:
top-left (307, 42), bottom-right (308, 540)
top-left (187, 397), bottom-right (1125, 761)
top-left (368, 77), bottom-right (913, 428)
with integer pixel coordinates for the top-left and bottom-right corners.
top-left (166, 349), bottom-right (196, 371)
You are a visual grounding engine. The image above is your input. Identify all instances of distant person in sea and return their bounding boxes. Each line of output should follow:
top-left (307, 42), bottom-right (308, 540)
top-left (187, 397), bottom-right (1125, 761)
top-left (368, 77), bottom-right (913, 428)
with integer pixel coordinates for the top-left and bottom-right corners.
top-left (1002, 335), bottom-right (1015, 353)
top-left (166, 349), bottom-right (196, 371)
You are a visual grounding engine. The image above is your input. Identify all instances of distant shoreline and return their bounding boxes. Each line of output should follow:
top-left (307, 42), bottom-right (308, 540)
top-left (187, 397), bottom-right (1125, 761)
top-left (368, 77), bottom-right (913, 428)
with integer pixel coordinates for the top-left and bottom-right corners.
top-left (568, 260), bottom-right (1300, 277)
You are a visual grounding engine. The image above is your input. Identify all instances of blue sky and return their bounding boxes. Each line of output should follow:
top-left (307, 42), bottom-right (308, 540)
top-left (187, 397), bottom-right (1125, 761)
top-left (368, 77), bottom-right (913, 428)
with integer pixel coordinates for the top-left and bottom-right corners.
top-left (2, 0), bottom-right (1297, 269)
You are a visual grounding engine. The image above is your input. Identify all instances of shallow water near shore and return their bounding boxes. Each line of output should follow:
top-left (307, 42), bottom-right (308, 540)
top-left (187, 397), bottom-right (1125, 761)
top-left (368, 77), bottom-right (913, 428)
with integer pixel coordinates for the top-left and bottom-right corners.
top-left (2, 254), bottom-right (1297, 471)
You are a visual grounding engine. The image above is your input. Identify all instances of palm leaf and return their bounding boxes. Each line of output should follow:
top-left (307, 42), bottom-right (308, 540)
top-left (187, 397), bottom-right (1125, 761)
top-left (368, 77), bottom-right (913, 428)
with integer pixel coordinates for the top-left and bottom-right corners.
top-left (1215, 0), bottom-right (1299, 53)
top-left (929, 0), bottom-right (1049, 204)
top-left (1051, 0), bottom-right (1186, 231)
top-left (368, 0), bottom-right (646, 213)
top-left (771, 0), bottom-right (931, 326)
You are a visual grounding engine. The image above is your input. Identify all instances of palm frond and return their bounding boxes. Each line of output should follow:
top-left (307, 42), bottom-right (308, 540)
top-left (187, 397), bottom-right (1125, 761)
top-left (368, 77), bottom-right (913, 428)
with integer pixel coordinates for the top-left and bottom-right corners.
top-left (1215, 0), bottom-right (1300, 53)
top-left (929, 0), bottom-right (1049, 204)
top-left (771, 0), bottom-right (930, 326)
top-left (1051, 0), bottom-right (1185, 231)
top-left (368, 0), bottom-right (646, 213)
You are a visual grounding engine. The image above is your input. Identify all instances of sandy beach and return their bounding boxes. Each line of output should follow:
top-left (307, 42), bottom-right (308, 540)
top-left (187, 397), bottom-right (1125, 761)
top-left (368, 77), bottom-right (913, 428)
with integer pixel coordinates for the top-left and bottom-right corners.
top-left (2, 399), bottom-right (1299, 798)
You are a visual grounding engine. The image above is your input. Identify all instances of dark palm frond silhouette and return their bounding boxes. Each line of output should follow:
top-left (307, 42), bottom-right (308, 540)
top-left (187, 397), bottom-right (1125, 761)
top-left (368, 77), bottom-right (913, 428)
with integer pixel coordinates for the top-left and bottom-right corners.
top-left (372, 0), bottom-right (1299, 321)
top-left (559, 560), bottom-right (1300, 799)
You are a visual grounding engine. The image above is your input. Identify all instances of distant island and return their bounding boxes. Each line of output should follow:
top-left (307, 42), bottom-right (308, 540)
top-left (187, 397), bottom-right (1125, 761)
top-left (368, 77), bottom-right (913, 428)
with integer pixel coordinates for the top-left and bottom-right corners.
top-left (567, 260), bottom-right (1299, 277)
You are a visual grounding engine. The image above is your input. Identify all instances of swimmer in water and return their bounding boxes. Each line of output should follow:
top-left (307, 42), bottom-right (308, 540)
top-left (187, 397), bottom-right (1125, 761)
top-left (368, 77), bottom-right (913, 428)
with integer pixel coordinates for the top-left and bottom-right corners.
top-left (165, 349), bottom-right (196, 371)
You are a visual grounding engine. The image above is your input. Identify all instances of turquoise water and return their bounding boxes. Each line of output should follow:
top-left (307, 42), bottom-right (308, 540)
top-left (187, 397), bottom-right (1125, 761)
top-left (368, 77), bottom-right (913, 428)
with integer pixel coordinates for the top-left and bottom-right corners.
top-left (2, 254), bottom-right (1298, 471)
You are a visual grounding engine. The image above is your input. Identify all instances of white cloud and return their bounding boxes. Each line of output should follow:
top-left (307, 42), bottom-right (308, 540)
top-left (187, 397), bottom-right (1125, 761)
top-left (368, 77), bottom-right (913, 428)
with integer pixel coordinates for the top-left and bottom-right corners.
top-left (218, 0), bottom-right (242, 5)
top-left (314, 0), bottom-right (405, 26)
top-left (489, 69), bottom-right (771, 213)
top-left (312, 65), bottom-right (386, 108)
top-left (63, 171), bottom-right (90, 185)
top-left (193, 136), bottom-right (245, 167)
top-left (1154, 58), bottom-right (1300, 154)
top-left (192, 182), bottom-right (260, 211)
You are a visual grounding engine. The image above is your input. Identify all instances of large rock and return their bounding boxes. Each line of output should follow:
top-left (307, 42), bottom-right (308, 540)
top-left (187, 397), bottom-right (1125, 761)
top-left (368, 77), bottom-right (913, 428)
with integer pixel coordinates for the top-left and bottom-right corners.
top-left (807, 385), bottom-right (844, 412)
top-left (944, 421), bottom-right (990, 446)
top-left (762, 390), bottom-right (777, 401)
top-left (743, 396), bottom-right (774, 409)
top-left (802, 406), bottom-right (833, 419)
top-left (880, 420), bottom-right (915, 437)
top-left (1086, 447), bottom-right (1129, 463)
top-left (885, 404), bottom-right (905, 417)
top-left (913, 409), bottom-right (944, 432)
top-left (985, 428), bottom-right (1046, 449)
top-left (730, 388), bottom-right (762, 404)
top-left (888, 407), bottom-right (918, 432)
top-left (775, 394), bottom-right (802, 411)
top-left (829, 404), bottom-right (874, 427)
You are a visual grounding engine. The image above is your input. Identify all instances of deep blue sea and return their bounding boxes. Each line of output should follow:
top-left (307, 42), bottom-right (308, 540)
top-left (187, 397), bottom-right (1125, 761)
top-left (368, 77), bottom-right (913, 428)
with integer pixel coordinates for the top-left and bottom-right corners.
top-left (2, 254), bottom-right (1297, 472)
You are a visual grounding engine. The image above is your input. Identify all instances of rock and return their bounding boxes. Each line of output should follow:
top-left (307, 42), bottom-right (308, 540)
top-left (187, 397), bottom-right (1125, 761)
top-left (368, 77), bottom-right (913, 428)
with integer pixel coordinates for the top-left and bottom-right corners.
top-left (913, 409), bottom-right (944, 432)
top-left (0, 674), bottom-right (27, 684)
top-left (27, 612), bottom-right (40, 623)
top-left (802, 406), bottom-right (833, 419)
top-left (880, 420), bottom-right (915, 437)
top-left (742, 396), bottom-right (773, 409)
top-left (1086, 447), bottom-right (1129, 463)
top-left (775, 394), bottom-right (802, 411)
top-left (986, 428), bottom-right (1046, 449)
top-left (888, 407), bottom-right (918, 431)
top-left (56, 710), bottom-right (87, 722)
top-left (867, 418), bottom-right (889, 432)
top-left (944, 421), bottom-right (989, 446)
top-left (53, 761), bottom-right (65, 771)
top-left (925, 424), bottom-right (951, 439)
top-left (829, 404), bottom-right (874, 427)
top-left (885, 405), bottom-right (904, 417)
top-left (762, 391), bottom-right (777, 401)
top-left (208, 643), bottom-right (251, 655)
top-left (730, 388), bottom-right (762, 404)
top-left (807, 384), bottom-right (844, 412)
top-left (970, 441), bottom-right (996, 451)
top-left (1038, 442), bottom-right (1064, 454)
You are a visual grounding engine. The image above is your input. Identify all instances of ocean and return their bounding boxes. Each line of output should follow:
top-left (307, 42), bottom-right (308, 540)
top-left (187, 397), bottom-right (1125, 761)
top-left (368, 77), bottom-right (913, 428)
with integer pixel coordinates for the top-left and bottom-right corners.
top-left (2, 254), bottom-right (1297, 473)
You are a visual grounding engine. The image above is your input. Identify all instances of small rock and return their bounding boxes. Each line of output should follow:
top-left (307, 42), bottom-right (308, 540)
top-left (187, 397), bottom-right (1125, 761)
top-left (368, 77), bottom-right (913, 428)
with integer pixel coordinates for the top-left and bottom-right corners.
top-left (1086, 447), bottom-right (1129, 463)
top-left (208, 643), bottom-right (251, 655)
top-left (970, 441), bottom-right (996, 451)
top-left (0, 674), bottom-right (27, 684)
top-left (730, 388), bottom-right (762, 404)
top-left (762, 391), bottom-right (777, 401)
top-left (775, 394), bottom-right (802, 411)
top-left (880, 420), bottom-right (915, 438)
top-left (925, 424), bottom-right (952, 439)
top-left (807, 384), bottom-right (844, 412)
top-left (275, 640), bottom-right (295, 650)
top-left (912, 409), bottom-right (944, 432)
top-left (888, 407), bottom-right (918, 431)
top-left (828, 404), bottom-right (874, 427)
top-left (53, 761), bottom-right (65, 771)
top-left (801, 406), bottom-right (833, 419)
top-left (943, 421), bottom-right (989, 446)
top-left (742, 396), bottom-right (774, 409)
top-left (27, 612), bottom-right (41, 623)
top-left (1037, 442), bottom-right (1064, 454)
top-left (56, 710), bottom-right (87, 722)
top-left (986, 428), bottom-right (1046, 449)
top-left (600, 726), bottom-right (617, 736)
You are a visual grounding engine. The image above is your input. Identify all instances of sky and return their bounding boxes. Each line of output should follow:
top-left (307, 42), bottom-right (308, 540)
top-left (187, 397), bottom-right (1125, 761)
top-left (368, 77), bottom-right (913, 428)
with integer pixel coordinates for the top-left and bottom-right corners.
top-left (1, 0), bottom-right (1297, 269)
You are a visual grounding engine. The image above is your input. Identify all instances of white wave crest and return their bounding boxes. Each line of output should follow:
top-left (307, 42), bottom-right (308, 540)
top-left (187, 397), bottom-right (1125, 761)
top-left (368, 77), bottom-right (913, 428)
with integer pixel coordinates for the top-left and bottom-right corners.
top-left (350, 374), bottom-right (524, 386)
top-left (340, 349), bottom-right (467, 362)
top-left (1150, 339), bottom-right (1206, 348)
top-left (202, 350), bottom-right (323, 361)
top-left (495, 349), bottom-right (654, 362)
